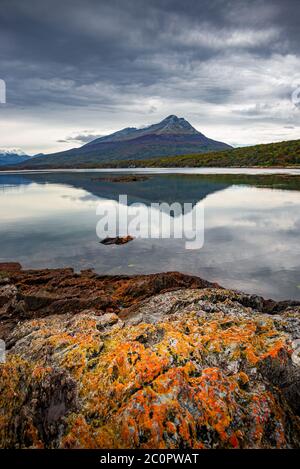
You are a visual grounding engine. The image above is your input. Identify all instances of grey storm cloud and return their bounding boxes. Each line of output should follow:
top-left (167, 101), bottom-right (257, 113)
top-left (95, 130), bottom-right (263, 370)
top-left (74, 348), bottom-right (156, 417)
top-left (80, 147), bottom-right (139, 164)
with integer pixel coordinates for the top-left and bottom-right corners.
top-left (57, 132), bottom-right (103, 144)
top-left (0, 0), bottom-right (300, 153)
top-left (1, 0), bottom-right (299, 102)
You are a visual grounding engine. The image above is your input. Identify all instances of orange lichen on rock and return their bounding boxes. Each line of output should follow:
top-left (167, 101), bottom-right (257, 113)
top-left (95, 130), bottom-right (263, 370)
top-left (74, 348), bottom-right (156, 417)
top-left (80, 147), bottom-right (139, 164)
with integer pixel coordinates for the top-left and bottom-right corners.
top-left (0, 270), bottom-right (300, 449)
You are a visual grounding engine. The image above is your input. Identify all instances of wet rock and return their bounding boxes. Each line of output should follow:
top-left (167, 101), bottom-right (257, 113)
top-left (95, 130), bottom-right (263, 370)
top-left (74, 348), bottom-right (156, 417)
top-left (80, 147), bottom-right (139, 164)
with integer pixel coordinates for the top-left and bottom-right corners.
top-left (0, 262), bottom-right (22, 272)
top-left (0, 269), bottom-right (218, 340)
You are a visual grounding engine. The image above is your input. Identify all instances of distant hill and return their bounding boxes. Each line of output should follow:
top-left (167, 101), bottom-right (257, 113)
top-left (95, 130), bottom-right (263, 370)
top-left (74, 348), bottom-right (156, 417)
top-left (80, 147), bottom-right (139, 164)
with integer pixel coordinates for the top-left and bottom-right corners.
top-left (0, 149), bottom-right (31, 166)
top-left (87, 138), bottom-right (300, 169)
top-left (9, 115), bottom-right (232, 169)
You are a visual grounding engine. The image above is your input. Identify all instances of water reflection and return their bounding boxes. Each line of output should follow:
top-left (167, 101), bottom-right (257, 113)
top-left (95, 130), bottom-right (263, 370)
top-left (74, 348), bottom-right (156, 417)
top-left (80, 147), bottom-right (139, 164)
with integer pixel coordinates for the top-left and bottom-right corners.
top-left (0, 171), bottom-right (299, 300)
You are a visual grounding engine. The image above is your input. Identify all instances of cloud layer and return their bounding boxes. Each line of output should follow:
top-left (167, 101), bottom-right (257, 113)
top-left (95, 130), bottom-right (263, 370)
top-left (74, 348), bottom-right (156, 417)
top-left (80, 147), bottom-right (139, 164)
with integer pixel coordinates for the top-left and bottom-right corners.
top-left (0, 0), bottom-right (300, 153)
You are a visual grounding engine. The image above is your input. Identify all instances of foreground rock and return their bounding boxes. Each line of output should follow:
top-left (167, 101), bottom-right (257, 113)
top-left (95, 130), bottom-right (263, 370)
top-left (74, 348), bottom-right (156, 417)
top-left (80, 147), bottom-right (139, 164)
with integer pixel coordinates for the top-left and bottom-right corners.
top-left (0, 265), bottom-right (300, 448)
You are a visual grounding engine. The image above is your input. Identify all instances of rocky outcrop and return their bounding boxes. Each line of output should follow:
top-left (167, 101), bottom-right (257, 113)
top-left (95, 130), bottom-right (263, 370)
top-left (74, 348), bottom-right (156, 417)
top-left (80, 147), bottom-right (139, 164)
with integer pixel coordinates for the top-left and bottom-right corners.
top-left (0, 264), bottom-right (300, 449)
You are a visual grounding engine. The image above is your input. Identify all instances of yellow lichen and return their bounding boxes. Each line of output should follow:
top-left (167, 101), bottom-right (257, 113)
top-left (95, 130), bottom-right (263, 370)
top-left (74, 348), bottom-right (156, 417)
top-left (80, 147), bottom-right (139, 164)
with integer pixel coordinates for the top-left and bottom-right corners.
top-left (0, 305), bottom-right (294, 448)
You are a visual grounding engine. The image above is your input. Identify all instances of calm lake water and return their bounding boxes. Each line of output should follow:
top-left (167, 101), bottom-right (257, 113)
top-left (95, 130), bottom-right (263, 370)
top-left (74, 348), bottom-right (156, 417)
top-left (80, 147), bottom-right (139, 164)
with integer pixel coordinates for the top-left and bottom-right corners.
top-left (0, 169), bottom-right (300, 300)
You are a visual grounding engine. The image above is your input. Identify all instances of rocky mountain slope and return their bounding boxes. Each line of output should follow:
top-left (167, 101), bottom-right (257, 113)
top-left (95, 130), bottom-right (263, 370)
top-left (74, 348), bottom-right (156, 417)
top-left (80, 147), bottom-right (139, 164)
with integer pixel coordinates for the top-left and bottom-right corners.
top-left (0, 264), bottom-right (300, 449)
top-left (11, 116), bottom-right (231, 169)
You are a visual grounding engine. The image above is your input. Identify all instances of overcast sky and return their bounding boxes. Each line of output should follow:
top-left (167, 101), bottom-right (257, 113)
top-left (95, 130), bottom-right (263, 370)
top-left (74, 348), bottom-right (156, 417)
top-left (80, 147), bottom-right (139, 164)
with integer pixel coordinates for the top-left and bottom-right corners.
top-left (0, 0), bottom-right (300, 154)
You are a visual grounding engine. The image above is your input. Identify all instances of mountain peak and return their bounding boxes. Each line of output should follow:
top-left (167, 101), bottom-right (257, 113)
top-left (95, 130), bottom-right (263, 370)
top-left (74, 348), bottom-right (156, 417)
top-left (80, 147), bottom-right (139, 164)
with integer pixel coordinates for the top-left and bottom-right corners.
top-left (164, 114), bottom-right (180, 121)
top-left (155, 115), bottom-right (199, 136)
top-left (0, 148), bottom-right (28, 156)
top-left (162, 115), bottom-right (189, 125)
top-left (0, 148), bottom-right (31, 166)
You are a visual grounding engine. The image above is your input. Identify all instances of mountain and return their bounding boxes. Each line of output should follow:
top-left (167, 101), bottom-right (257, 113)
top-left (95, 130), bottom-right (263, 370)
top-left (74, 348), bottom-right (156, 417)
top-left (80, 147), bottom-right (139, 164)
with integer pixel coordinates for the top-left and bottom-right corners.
top-left (11, 115), bottom-right (232, 169)
top-left (0, 149), bottom-right (31, 166)
top-left (87, 115), bottom-right (210, 144)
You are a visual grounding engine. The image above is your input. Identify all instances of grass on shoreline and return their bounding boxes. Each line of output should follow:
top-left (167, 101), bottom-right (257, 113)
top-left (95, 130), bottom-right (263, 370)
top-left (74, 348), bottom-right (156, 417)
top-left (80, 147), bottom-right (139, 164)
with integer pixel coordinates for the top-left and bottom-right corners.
top-left (95, 139), bottom-right (300, 169)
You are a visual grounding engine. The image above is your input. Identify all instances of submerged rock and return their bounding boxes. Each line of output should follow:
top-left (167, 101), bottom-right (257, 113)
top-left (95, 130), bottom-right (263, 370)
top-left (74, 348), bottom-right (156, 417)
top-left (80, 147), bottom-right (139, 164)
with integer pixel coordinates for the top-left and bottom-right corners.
top-left (0, 267), bottom-right (299, 448)
top-left (92, 175), bottom-right (150, 183)
top-left (100, 235), bottom-right (134, 245)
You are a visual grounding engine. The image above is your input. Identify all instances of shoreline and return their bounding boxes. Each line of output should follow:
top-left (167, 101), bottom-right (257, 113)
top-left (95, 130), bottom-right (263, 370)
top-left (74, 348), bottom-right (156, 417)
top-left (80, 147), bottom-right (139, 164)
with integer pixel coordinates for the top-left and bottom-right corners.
top-left (1, 166), bottom-right (300, 175)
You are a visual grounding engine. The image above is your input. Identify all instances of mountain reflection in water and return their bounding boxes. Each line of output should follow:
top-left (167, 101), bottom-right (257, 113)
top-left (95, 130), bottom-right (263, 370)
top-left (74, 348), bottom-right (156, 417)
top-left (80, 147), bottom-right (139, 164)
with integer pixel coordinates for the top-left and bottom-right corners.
top-left (0, 171), bottom-right (299, 301)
